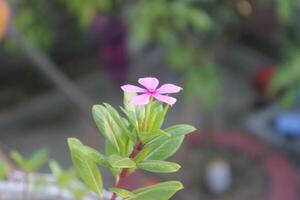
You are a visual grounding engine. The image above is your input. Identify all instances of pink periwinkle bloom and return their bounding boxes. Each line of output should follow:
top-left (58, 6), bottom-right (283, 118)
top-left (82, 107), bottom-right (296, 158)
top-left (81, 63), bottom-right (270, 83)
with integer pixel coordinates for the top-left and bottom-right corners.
top-left (121, 77), bottom-right (182, 106)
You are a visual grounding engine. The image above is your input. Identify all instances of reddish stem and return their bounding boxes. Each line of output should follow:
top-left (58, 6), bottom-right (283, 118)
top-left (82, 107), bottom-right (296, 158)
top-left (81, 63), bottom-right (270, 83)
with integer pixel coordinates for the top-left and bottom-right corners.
top-left (110, 141), bottom-right (142, 200)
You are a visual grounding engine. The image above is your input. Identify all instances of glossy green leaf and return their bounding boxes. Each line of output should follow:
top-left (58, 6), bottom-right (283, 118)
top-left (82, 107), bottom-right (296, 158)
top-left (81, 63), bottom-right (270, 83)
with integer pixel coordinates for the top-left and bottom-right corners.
top-left (108, 155), bottom-right (136, 169)
top-left (137, 160), bottom-right (181, 173)
top-left (68, 138), bottom-right (103, 196)
top-left (127, 181), bottom-right (183, 200)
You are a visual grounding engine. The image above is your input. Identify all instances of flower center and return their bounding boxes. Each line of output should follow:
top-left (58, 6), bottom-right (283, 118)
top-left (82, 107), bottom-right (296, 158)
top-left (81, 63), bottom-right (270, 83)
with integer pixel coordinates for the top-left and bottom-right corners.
top-left (147, 89), bottom-right (157, 95)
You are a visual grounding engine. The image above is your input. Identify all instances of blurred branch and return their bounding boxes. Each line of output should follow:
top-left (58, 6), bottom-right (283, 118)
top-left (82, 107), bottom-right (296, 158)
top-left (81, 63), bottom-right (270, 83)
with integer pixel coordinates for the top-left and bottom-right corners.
top-left (6, 25), bottom-right (93, 119)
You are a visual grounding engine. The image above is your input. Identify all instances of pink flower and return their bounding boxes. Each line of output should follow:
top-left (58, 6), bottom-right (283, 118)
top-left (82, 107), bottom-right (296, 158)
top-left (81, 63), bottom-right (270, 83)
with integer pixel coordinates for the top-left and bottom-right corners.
top-left (121, 77), bottom-right (182, 106)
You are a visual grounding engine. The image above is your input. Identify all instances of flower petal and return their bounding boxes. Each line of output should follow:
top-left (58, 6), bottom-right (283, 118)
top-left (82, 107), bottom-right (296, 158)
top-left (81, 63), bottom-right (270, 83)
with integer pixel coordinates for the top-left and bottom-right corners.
top-left (130, 94), bottom-right (151, 105)
top-left (138, 77), bottom-right (159, 90)
top-left (121, 84), bottom-right (146, 93)
top-left (154, 94), bottom-right (177, 106)
top-left (157, 84), bottom-right (182, 94)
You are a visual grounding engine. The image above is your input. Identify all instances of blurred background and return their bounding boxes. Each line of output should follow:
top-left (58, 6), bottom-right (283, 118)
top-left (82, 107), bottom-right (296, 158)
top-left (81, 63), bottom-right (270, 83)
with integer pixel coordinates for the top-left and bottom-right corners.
top-left (1, 0), bottom-right (300, 199)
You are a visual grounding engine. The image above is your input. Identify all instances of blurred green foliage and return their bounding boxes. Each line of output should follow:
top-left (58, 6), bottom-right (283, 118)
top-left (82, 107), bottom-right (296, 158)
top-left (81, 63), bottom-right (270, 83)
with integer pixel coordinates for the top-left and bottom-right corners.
top-left (269, 0), bottom-right (300, 107)
top-left (62, 0), bottom-right (113, 28)
top-left (0, 160), bottom-right (9, 180)
top-left (11, 0), bottom-right (53, 49)
top-left (16, 0), bottom-right (300, 110)
top-left (8, 0), bottom-right (231, 110)
top-left (10, 149), bottom-right (48, 173)
top-left (270, 51), bottom-right (300, 107)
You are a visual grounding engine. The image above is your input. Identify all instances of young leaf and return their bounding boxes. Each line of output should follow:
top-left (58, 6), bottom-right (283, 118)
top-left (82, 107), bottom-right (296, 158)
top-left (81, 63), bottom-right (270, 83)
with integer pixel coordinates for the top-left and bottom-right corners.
top-left (124, 92), bottom-right (137, 112)
top-left (104, 103), bottom-right (136, 141)
top-left (147, 101), bottom-right (163, 131)
top-left (92, 105), bottom-right (122, 153)
top-left (68, 138), bottom-right (103, 196)
top-left (151, 105), bottom-right (169, 130)
top-left (127, 181), bottom-right (183, 200)
top-left (121, 107), bottom-right (139, 131)
top-left (108, 155), bottom-right (136, 169)
top-left (137, 160), bottom-right (181, 173)
top-left (110, 188), bottom-right (135, 199)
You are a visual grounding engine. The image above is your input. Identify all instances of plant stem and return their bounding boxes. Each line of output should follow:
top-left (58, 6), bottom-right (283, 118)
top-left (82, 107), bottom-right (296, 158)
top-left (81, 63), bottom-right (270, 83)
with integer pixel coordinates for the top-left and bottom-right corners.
top-left (110, 140), bottom-right (142, 200)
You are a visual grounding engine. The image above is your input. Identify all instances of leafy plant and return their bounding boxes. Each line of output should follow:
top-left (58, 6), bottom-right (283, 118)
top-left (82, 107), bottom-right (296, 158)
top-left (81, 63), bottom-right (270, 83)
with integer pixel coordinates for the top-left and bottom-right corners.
top-left (68, 77), bottom-right (196, 200)
top-left (10, 149), bottom-right (48, 173)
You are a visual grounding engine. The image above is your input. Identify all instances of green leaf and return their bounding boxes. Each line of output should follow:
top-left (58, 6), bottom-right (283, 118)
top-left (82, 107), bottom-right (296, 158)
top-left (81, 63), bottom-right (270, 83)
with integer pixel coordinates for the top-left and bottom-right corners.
top-left (49, 160), bottom-right (62, 177)
top-left (108, 155), bottom-right (136, 169)
top-left (276, 0), bottom-right (294, 23)
top-left (92, 105), bottom-right (126, 154)
top-left (134, 123), bottom-right (194, 161)
top-left (82, 146), bottom-right (110, 167)
top-left (127, 181), bottom-right (183, 200)
top-left (121, 107), bottom-right (139, 132)
top-left (139, 129), bottom-right (171, 143)
top-left (0, 160), bottom-right (9, 180)
top-left (105, 140), bottom-right (119, 156)
top-left (104, 103), bottom-right (136, 141)
top-left (164, 124), bottom-right (196, 137)
top-left (68, 138), bottom-right (103, 196)
top-left (124, 92), bottom-right (137, 112)
top-left (28, 149), bottom-right (48, 171)
top-left (49, 160), bottom-right (76, 188)
top-left (151, 105), bottom-right (169, 130)
top-left (137, 160), bottom-right (181, 173)
top-left (10, 151), bottom-right (27, 171)
top-left (110, 188), bottom-right (135, 199)
top-left (134, 135), bottom-right (184, 162)
top-left (10, 149), bottom-right (48, 172)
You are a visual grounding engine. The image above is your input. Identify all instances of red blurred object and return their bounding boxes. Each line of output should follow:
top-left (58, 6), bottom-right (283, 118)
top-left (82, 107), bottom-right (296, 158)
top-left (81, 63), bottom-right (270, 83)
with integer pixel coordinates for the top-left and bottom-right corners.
top-left (253, 65), bottom-right (275, 96)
